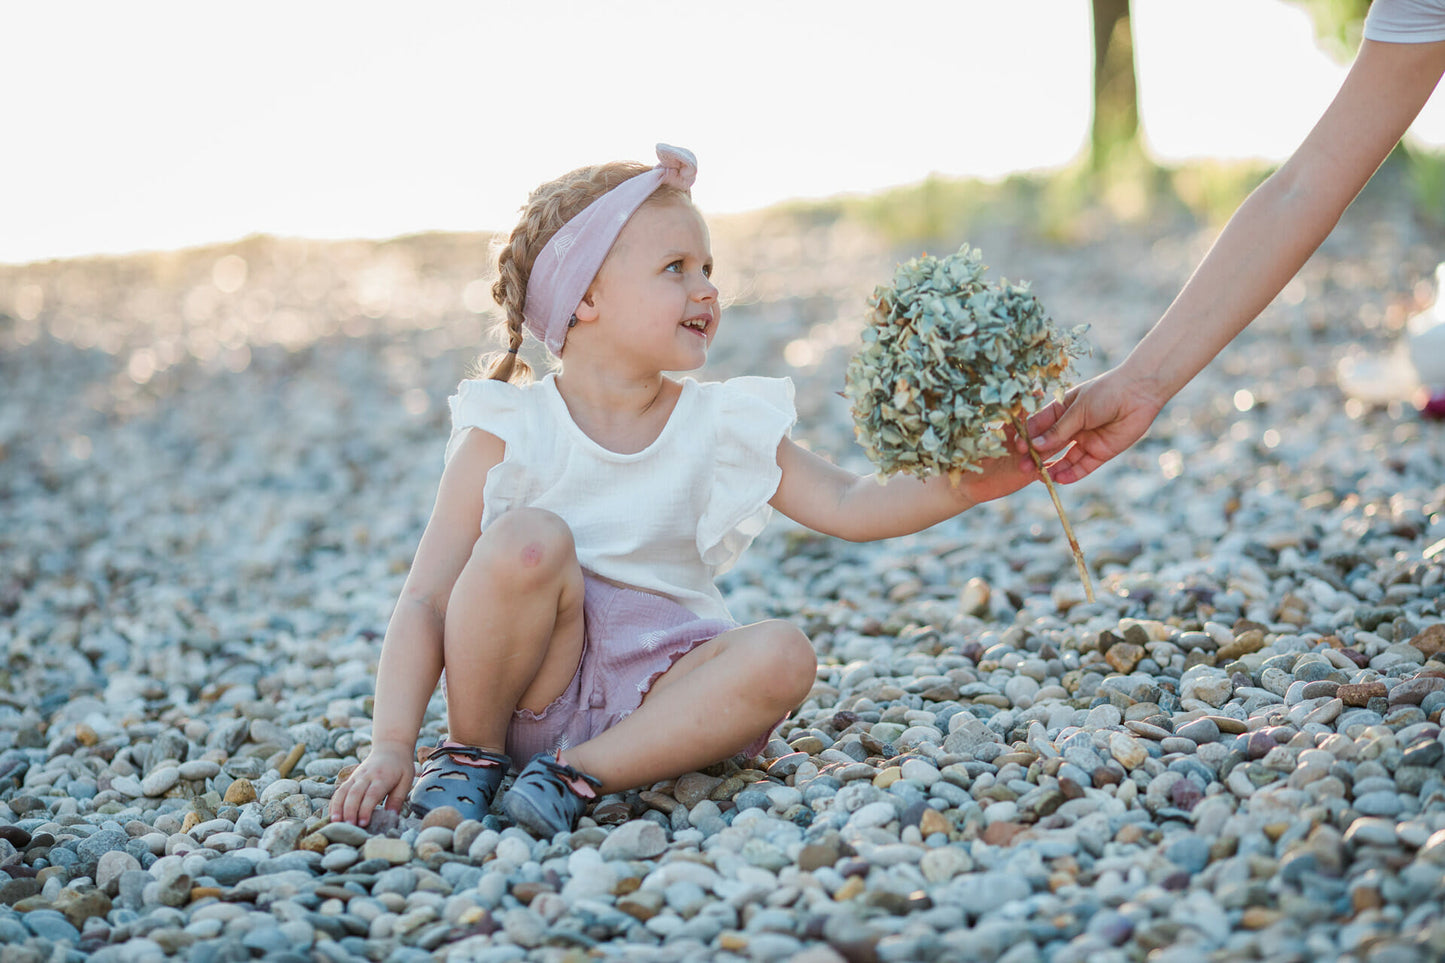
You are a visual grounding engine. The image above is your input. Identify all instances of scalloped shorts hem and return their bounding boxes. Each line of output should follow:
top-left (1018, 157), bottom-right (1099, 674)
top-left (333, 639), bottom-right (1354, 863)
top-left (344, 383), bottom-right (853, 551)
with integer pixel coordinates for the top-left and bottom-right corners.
top-left (496, 576), bottom-right (777, 765)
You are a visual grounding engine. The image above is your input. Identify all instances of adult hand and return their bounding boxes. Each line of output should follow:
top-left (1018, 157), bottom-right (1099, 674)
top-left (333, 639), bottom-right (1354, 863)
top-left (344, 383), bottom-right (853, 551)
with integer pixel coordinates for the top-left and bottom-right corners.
top-left (329, 740), bottom-right (416, 827)
top-left (1021, 367), bottom-right (1168, 483)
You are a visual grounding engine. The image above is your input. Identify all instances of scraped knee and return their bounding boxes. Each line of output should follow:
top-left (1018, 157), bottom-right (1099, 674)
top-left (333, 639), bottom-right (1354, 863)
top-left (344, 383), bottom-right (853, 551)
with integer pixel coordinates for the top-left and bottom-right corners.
top-left (471, 508), bottom-right (576, 585)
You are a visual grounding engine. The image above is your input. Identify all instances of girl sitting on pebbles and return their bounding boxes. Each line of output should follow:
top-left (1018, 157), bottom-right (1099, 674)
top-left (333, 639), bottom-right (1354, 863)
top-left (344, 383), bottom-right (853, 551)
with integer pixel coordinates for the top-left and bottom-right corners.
top-left (329, 144), bottom-right (1038, 838)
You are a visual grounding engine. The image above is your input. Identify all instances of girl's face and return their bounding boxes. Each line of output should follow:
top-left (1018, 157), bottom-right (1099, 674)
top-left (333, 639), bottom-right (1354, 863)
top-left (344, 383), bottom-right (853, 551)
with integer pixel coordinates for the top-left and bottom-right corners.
top-left (580, 198), bottom-right (719, 373)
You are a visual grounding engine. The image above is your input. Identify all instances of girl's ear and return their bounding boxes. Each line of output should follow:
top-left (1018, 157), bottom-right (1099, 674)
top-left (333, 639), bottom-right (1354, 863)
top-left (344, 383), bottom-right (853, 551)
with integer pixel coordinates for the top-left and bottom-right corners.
top-left (573, 290), bottom-right (600, 324)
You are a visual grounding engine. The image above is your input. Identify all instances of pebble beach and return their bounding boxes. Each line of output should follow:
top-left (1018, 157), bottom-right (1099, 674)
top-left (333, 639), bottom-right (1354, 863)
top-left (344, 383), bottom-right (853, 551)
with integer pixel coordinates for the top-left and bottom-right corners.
top-left (2, 179), bottom-right (1444, 962)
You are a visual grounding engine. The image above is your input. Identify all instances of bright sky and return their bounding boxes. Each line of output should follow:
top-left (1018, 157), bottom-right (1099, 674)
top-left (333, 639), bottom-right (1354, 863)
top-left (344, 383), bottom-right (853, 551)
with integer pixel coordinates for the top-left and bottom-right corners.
top-left (2, 0), bottom-right (1443, 265)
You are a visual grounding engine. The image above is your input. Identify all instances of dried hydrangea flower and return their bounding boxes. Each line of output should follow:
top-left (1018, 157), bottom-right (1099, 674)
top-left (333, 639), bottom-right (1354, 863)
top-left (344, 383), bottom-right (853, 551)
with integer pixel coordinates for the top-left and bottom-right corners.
top-left (845, 244), bottom-right (1096, 599)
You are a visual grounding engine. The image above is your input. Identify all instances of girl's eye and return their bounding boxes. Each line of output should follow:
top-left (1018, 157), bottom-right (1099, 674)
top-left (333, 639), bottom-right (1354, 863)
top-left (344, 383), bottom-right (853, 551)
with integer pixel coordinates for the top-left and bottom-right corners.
top-left (666, 260), bottom-right (684, 273)
top-left (702, 263), bottom-right (713, 279)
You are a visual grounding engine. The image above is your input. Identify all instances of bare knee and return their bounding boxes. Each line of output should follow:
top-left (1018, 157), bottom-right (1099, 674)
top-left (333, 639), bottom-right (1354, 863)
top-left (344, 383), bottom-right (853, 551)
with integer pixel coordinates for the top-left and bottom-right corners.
top-left (747, 621), bottom-right (816, 709)
top-left (463, 508), bottom-right (576, 589)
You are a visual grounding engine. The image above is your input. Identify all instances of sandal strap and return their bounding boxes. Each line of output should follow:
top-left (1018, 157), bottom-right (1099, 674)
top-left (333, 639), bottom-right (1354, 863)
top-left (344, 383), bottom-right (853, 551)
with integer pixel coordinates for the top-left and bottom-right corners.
top-left (541, 752), bottom-right (602, 799)
top-left (420, 741), bottom-right (510, 769)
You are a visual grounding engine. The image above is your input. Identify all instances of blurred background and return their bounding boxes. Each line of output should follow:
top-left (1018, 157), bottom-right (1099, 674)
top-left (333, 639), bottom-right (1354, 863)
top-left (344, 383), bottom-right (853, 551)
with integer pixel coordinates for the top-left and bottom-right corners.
top-left (1, 0), bottom-right (1442, 430)
top-left (2, 0), bottom-right (1443, 265)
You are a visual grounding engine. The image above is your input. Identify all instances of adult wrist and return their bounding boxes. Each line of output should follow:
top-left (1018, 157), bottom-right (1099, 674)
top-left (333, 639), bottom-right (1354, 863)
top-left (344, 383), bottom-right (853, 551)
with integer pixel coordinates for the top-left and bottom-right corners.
top-left (1113, 354), bottom-right (1179, 415)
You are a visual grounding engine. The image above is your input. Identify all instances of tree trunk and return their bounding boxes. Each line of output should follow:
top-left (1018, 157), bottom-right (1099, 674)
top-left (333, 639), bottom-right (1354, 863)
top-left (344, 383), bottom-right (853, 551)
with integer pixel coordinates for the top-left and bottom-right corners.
top-left (1091, 0), bottom-right (1140, 174)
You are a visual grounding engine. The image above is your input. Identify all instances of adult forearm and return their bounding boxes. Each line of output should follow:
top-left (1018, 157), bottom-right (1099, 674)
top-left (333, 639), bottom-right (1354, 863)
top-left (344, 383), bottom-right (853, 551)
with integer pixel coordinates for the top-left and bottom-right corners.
top-left (1121, 169), bottom-right (1346, 400)
top-left (369, 598), bottom-right (446, 749)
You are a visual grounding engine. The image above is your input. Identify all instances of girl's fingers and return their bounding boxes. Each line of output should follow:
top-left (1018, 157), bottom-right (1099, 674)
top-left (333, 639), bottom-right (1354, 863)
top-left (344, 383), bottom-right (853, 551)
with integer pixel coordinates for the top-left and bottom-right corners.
top-left (330, 779), bottom-right (356, 823)
top-left (356, 782), bottom-right (387, 828)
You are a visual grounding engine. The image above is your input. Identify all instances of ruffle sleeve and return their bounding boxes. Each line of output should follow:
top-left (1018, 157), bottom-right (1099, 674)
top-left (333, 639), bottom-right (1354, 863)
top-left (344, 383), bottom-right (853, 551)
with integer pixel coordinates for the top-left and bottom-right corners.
top-left (696, 376), bottom-right (797, 573)
top-left (444, 378), bottom-right (535, 525)
top-left (444, 378), bottom-right (525, 464)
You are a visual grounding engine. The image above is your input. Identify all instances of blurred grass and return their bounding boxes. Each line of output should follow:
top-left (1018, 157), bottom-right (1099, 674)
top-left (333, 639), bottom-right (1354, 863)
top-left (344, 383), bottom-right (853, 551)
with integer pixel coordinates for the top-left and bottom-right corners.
top-left (834, 146), bottom-right (1445, 251)
top-left (756, 154), bottom-right (1286, 255)
top-left (1406, 147), bottom-right (1445, 228)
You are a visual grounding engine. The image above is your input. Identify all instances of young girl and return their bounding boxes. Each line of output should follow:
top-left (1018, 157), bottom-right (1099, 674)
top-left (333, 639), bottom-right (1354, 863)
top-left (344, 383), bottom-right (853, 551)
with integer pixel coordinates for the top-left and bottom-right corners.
top-left (329, 144), bottom-right (1038, 838)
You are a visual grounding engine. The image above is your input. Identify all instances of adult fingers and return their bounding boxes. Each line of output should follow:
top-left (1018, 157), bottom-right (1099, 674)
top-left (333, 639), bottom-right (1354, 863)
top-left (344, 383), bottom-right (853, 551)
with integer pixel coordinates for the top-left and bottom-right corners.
top-left (1029, 394), bottom-right (1089, 454)
top-left (1046, 444), bottom-right (1107, 485)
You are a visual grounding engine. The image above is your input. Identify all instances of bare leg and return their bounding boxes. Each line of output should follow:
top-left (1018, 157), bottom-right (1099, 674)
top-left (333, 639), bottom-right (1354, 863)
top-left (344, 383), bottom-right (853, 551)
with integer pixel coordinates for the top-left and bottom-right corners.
top-left (442, 508), bottom-right (586, 754)
top-left (561, 620), bottom-right (816, 792)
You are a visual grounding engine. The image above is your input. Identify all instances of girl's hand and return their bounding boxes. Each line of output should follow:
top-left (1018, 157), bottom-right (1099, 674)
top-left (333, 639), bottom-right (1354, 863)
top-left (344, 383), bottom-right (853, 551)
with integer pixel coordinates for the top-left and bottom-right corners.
top-left (955, 442), bottom-right (1043, 506)
top-left (329, 741), bottom-right (416, 827)
top-left (1020, 367), bottom-right (1167, 483)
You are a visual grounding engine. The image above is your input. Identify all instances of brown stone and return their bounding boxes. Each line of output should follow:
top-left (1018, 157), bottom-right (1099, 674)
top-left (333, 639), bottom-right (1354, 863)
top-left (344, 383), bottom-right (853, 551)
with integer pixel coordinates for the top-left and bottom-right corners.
top-left (921, 683), bottom-right (961, 703)
top-left (1352, 885), bottom-right (1384, 912)
top-left (1389, 676), bottom-right (1445, 706)
top-left (833, 876), bottom-right (866, 901)
top-left (617, 890), bottom-right (663, 921)
top-left (1208, 716), bottom-right (1248, 735)
top-left (672, 772), bottom-right (723, 807)
top-left (10, 896), bottom-right (52, 913)
top-left (52, 887), bottom-right (111, 928)
top-left (1263, 822), bottom-right (1291, 843)
top-left (798, 840), bottom-right (843, 871)
top-left (1218, 629), bottom-right (1266, 662)
top-left (981, 821), bottom-right (1027, 847)
top-left (1115, 824), bottom-right (1146, 845)
top-left (1409, 624), bottom-right (1445, 659)
top-left (181, 812), bottom-right (202, 834)
top-left (1338, 682), bottom-right (1388, 707)
top-left (222, 778), bottom-right (256, 806)
top-left (709, 776), bottom-right (752, 801)
top-left (638, 791), bottom-right (679, 815)
top-left (591, 801), bottom-right (631, 826)
top-left (1104, 643), bottom-right (1146, 674)
top-left (510, 881), bottom-right (554, 905)
top-left (1241, 907), bottom-right (1283, 929)
top-left (919, 809), bottom-right (952, 839)
top-left (276, 744), bottom-right (306, 779)
top-left (788, 736), bottom-right (826, 756)
top-left (419, 806), bottom-right (463, 831)
top-left (298, 832), bottom-right (329, 853)
top-left (188, 887), bottom-right (224, 903)
top-left (1092, 767), bottom-right (1123, 788)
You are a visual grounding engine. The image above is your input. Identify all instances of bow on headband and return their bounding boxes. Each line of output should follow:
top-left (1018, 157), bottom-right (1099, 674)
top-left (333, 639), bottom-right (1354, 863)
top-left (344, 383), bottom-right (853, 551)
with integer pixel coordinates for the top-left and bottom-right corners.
top-left (523, 144), bottom-right (698, 356)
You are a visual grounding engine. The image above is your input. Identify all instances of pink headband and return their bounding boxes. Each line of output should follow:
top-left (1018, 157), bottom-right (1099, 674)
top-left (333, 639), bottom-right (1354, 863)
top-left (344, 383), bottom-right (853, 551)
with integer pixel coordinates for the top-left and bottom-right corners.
top-left (523, 144), bottom-right (698, 356)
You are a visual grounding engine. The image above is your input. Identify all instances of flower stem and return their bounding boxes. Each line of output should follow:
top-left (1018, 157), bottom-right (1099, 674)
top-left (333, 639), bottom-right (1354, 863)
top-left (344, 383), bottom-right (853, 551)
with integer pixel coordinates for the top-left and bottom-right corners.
top-left (1012, 416), bottom-right (1095, 603)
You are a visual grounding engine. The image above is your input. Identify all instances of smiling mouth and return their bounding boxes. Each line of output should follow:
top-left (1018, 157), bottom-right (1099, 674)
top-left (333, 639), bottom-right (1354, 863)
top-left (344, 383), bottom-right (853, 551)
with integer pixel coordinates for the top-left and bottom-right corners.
top-left (681, 318), bottom-right (710, 339)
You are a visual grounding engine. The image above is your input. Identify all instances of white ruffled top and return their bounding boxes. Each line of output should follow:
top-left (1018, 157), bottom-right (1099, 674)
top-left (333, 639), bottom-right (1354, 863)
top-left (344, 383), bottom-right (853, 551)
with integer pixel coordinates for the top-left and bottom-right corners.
top-left (445, 372), bottom-right (796, 621)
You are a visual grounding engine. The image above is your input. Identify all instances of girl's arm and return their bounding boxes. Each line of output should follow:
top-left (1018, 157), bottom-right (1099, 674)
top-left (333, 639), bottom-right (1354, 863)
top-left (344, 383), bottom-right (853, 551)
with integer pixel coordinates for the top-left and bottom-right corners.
top-left (1030, 37), bottom-right (1445, 482)
top-left (330, 428), bottom-right (504, 826)
top-left (769, 436), bottom-right (1037, 542)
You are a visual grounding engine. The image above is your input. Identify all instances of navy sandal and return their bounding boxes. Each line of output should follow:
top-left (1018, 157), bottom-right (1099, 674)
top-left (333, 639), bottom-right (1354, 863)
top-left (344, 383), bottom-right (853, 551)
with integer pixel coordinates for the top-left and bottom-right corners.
top-left (408, 742), bottom-right (510, 822)
top-left (502, 751), bottom-right (603, 838)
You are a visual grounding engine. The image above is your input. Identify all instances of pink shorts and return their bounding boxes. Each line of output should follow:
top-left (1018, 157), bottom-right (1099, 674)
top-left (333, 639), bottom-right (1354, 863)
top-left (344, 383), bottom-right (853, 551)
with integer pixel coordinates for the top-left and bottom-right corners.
top-left (499, 576), bottom-right (777, 766)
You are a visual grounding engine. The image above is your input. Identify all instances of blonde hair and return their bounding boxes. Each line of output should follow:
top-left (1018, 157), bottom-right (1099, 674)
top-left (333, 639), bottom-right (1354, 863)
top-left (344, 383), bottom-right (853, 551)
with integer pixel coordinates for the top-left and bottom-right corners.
top-left (484, 160), bottom-right (690, 382)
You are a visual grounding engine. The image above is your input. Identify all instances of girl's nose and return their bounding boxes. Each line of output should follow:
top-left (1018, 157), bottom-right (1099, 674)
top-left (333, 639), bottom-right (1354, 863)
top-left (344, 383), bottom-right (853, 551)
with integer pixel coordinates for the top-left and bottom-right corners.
top-left (694, 275), bottom-right (718, 301)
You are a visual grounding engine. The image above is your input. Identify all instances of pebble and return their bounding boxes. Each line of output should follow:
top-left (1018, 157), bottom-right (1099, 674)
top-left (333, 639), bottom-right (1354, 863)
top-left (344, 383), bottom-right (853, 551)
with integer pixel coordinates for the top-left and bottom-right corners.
top-left (5, 216), bottom-right (1445, 963)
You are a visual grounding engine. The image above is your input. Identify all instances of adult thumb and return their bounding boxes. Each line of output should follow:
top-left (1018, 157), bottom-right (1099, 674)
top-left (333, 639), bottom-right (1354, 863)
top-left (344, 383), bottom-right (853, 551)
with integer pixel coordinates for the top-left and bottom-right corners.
top-left (1030, 400), bottom-right (1083, 453)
